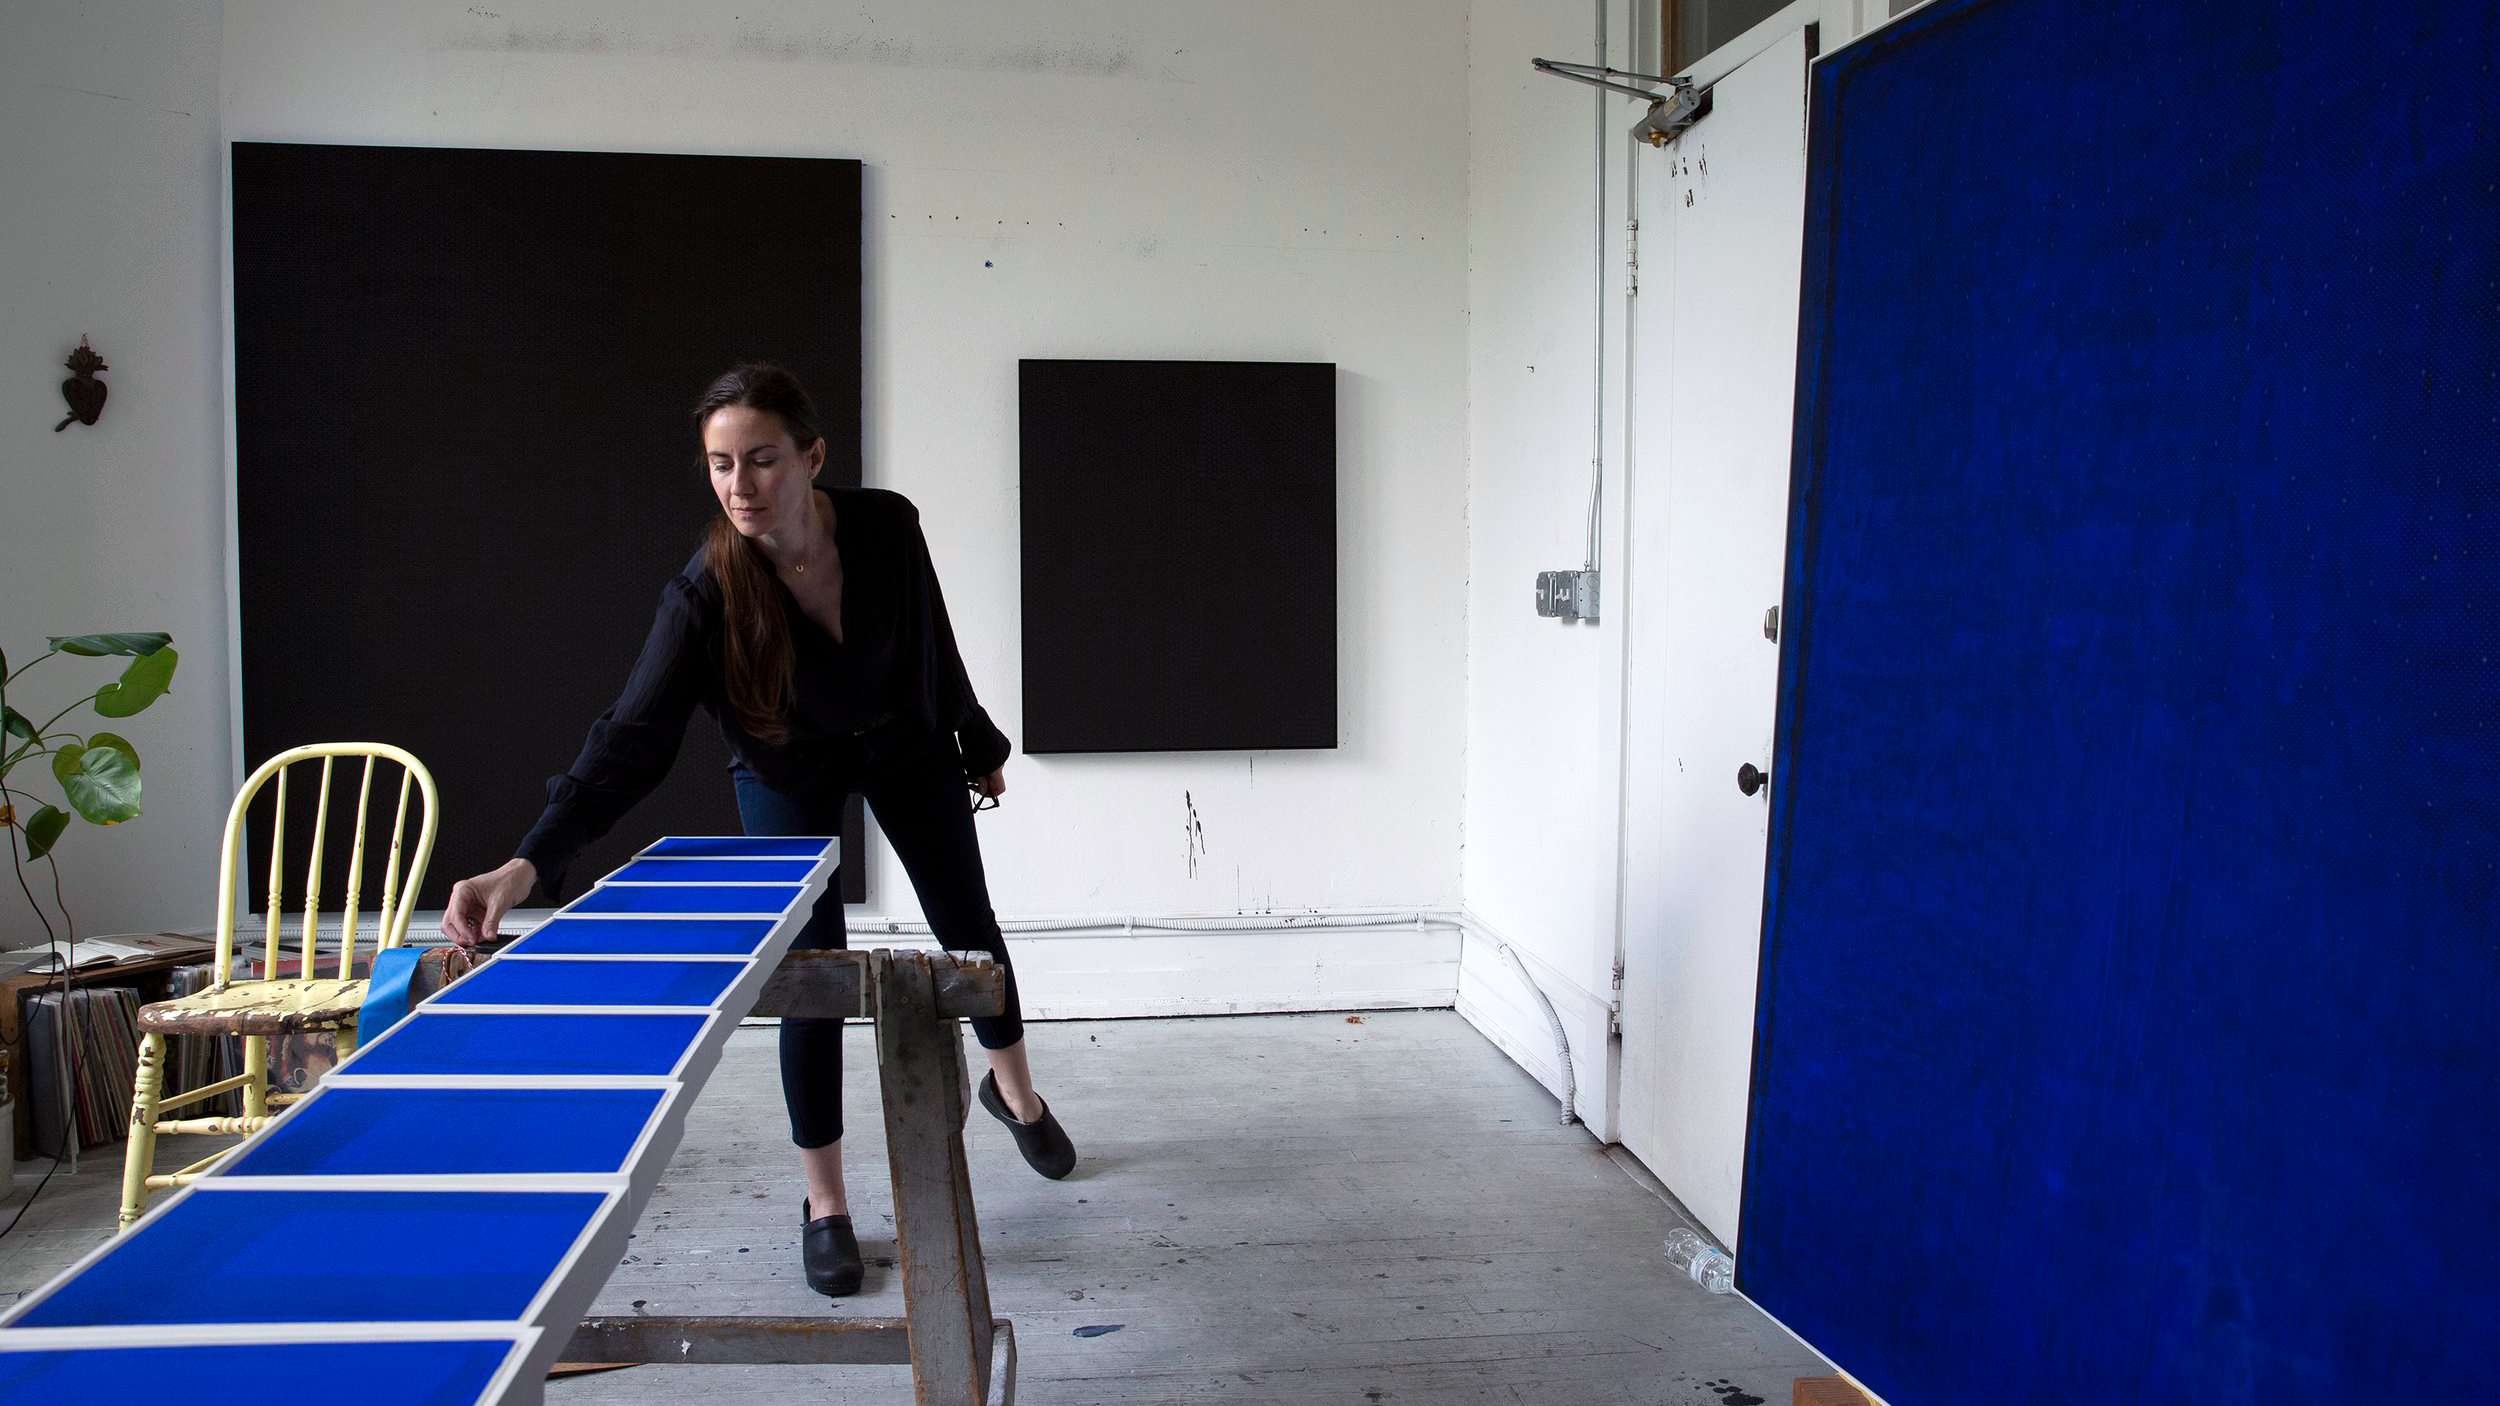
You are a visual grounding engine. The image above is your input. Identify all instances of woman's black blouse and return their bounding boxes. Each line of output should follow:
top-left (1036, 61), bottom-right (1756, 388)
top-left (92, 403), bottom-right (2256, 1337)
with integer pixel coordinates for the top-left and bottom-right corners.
top-left (513, 486), bottom-right (1010, 900)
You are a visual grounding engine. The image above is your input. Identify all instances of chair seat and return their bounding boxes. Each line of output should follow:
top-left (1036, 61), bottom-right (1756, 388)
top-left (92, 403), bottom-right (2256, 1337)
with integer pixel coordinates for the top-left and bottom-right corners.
top-left (137, 978), bottom-right (369, 1037)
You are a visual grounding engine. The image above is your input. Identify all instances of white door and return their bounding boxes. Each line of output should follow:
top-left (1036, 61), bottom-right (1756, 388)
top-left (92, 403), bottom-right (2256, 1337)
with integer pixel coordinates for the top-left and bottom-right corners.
top-left (1615, 25), bottom-right (1811, 1245)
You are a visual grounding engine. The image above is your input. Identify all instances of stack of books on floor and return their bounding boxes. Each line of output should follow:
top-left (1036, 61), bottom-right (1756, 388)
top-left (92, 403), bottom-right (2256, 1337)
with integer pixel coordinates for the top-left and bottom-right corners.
top-left (19, 966), bottom-right (244, 1159)
top-left (165, 962), bottom-right (244, 1119)
top-left (23, 985), bottom-right (144, 1158)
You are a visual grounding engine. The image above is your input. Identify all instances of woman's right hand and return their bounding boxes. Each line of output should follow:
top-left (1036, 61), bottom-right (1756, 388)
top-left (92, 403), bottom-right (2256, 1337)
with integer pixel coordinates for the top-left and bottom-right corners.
top-left (441, 858), bottom-right (537, 949)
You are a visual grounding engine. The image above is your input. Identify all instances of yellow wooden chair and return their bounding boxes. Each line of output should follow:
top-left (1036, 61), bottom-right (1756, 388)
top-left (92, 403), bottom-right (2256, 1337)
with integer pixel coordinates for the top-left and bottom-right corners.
top-left (118, 742), bottom-right (439, 1228)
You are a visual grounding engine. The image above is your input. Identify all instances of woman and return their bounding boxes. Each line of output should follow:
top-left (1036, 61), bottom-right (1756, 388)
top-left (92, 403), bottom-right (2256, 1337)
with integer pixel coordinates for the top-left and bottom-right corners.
top-left (440, 362), bottom-right (1075, 1298)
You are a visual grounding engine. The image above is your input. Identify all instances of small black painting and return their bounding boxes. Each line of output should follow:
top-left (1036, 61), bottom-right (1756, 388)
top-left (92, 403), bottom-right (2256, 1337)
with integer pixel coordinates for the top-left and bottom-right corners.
top-left (1018, 359), bottom-right (1337, 755)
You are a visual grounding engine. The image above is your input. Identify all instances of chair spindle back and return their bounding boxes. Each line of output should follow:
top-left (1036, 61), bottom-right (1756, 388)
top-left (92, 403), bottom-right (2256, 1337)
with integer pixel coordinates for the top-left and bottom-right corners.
top-left (213, 743), bottom-right (439, 988)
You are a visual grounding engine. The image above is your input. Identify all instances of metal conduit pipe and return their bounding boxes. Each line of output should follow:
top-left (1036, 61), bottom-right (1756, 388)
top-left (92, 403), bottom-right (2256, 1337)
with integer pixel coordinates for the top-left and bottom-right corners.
top-left (1482, 926), bottom-right (1582, 1127)
top-left (1585, 0), bottom-right (1609, 576)
top-left (851, 911), bottom-right (1467, 936)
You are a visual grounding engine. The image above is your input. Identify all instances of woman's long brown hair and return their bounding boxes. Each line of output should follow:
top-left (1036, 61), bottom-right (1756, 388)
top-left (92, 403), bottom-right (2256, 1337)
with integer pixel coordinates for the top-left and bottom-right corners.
top-left (694, 363), bottom-right (825, 746)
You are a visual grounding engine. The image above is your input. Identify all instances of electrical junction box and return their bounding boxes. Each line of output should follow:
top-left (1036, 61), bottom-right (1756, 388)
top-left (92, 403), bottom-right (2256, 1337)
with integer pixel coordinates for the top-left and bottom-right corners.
top-left (1536, 569), bottom-right (1599, 619)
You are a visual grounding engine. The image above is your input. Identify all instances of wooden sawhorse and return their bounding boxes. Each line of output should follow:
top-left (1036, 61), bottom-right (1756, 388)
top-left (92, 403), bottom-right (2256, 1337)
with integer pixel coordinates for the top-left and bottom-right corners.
top-left (563, 948), bottom-right (1016, 1406)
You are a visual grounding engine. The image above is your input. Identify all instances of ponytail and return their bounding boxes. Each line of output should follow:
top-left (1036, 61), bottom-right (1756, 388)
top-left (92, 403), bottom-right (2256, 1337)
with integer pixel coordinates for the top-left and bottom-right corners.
top-left (703, 515), bottom-right (794, 744)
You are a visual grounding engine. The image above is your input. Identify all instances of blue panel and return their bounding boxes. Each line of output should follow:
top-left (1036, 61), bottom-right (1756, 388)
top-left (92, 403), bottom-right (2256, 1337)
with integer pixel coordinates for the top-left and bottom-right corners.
top-left (567, 883), bottom-right (798, 915)
top-left (607, 857), bottom-right (818, 884)
top-left (350, 1012), bottom-right (706, 1078)
top-left (507, 917), bottom-right (777, 956)
top-left (1743, 2), bottom-right (2499, 1403)
top-left (0, 1340), bottom-right (517, 1406)
top-left (644, 835), bottom-right (831, 857)
top-left (15, 1190), bottom-right (604, 1326)
top-left (223, 1087), bottom-right (665, 1177)
top-left (441, 958), bottom-right (744, 1008)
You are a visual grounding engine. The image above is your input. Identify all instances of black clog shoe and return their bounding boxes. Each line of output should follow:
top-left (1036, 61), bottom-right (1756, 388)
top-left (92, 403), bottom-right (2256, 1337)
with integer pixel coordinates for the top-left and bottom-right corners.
top-left (801, 1198), bottom-right (864, 1297)
top-left (978, 1071), bottom-right (1077, 1180)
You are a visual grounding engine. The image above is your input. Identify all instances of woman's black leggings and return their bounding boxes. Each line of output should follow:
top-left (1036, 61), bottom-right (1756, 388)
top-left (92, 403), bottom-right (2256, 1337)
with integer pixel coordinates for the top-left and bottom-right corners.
top-left (731, 722), bottom-right (1025, 1149)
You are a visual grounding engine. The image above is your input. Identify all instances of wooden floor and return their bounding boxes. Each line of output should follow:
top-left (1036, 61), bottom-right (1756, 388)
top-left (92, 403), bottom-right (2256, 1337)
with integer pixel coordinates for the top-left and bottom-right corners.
top-left (0, 1010), bottom-right (1828, 1405)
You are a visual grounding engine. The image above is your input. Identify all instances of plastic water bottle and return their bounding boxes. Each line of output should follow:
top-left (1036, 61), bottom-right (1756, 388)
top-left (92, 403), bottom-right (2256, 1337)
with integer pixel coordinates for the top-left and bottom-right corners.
top-left (1664, 1228), bottom-right (1735, 1293)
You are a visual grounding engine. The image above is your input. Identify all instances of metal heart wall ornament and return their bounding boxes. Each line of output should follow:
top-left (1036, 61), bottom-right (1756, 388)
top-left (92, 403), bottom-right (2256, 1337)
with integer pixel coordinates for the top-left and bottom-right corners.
top-left (55, 336), bottom-right (107, 431)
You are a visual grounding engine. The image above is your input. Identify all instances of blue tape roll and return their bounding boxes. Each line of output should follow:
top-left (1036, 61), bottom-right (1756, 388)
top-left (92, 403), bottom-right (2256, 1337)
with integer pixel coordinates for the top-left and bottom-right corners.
top-left (357, 947), bottom-right (423, 1039)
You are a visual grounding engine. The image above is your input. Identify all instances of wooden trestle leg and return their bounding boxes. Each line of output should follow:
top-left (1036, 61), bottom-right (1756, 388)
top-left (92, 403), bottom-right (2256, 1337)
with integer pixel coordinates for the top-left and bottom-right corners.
top-left (564, 949), bottom-right (1015, 1406)
top-left (873, 948), bottom-right (999, 1406)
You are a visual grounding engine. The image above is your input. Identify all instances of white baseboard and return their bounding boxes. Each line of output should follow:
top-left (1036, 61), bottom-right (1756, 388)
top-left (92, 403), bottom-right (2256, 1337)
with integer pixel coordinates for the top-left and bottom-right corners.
top-left (807, 920), bottom-right (1462, 1022)
top-left (483, 907), bottom-right (1612, 1127)
top-left (1451, 923), bottom-right (1616, 1135)
top-left (1456, 986), bottom-right (1568, 1094)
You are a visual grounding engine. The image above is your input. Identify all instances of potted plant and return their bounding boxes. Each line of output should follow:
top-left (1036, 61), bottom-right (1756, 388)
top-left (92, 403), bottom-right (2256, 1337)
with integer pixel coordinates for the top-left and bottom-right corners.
top-left (1, 633), bottom-right (179, 872)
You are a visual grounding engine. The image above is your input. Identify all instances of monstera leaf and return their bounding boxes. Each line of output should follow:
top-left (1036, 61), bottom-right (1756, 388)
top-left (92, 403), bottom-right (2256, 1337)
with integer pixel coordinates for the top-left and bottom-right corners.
top-left (91, 646), bottom-right (177, 718)
top-left (3, 634), bottom-right (171, 863)
top-left (87, 730), bottom-right (139, 765)
top-left (20, 804), bottom-right (70, 860)
top-left (52, 742), bottom-right (141, 825)
top-left (47, 633), bottom-right (171, 658)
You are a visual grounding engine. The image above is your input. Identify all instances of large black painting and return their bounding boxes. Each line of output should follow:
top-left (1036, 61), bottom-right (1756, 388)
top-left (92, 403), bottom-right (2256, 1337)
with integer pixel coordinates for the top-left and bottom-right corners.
top-left (233, 141), bottom-right (865, 910)
top-left (1018, 359), bottom-right (1337, 754)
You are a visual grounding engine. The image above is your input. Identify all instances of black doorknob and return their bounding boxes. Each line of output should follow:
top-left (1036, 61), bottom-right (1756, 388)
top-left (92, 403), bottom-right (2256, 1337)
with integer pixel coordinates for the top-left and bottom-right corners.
top-left (1737, 762), bottom-right (1769, 796)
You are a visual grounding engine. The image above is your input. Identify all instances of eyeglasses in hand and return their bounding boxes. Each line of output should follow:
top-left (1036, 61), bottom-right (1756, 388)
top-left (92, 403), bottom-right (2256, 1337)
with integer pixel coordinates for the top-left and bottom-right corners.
top-left (968, 781), bottom-right (999, 813)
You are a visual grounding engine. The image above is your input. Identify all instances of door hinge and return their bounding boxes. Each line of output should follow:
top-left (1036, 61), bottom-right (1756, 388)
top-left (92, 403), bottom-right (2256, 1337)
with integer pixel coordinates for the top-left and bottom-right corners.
top-left (1625, 218), bottom-right (1640, 296)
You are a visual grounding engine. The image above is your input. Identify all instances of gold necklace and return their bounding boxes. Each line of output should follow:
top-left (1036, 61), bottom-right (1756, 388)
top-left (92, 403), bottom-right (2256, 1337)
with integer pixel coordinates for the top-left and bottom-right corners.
top-left (792, 495), bottom-right (829, 574)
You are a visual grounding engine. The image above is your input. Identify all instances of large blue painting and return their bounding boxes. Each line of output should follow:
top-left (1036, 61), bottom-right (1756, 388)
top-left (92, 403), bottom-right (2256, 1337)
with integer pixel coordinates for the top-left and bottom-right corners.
top-left (1741, 0), bottom-right (2498, 1400)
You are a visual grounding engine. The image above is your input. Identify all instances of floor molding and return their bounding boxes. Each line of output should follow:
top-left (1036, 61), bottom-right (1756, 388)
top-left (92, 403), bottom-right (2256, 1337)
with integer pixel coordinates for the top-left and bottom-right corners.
top-left (729, 920), bottom-right (1465, 1023)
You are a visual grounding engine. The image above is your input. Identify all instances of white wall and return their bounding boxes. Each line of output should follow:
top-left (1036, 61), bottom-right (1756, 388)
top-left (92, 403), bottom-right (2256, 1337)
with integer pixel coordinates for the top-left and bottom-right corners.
top-left (1457, 0), bottom-right (1642, 1128)
top-left (216, 0), bottom-right (1472, 937)
top-left (0, 2), bottom-right (1475, 971)
top-left (1456, 0), bottom-right (1871, 1164)
top-left (0, 0), bottom-right (230, 943)
top-left (0, 3), bottom-right (1882, 1191)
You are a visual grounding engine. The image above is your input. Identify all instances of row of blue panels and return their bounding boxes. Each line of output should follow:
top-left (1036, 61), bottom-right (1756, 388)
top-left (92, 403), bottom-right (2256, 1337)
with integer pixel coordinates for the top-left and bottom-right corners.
top-left (563, 883), bottom-right (801, 915)
top-left (17, 1189), bottom-right (608, 1327)
top-left (605, 856), bottom-right (818, 884)
top-left (0, 836), bottom-right (837, 1403)
top-left (507, 916), bottom-right (779, 956)
top-left (0, 1338), bottom-right (523, 1406)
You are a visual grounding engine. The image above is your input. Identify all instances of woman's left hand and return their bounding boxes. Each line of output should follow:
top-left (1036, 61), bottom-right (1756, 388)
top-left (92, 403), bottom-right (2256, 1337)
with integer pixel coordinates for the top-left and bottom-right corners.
top-left (972, 767), bottom-right (1006, 801)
